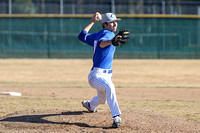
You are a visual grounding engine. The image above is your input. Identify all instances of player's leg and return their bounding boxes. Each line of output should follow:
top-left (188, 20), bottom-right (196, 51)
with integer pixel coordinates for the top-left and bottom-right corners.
top-left (87, 71), bottom-right (121, 127)
top-left (103, 75), bottom-right (121, 128)
top-left (89, 73), bottom-right (121, 116)
top-left (88, 75), bottom-right (107, 110)
top-left (82, 71), bottom-right (107, 112)
top-left (89, 89), bottom-right (106, 110)
top-left (104, 79), bottom-right (121, 117)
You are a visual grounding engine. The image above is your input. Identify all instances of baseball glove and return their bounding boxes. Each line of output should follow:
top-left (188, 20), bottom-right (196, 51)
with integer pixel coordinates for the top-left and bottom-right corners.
top-left (112, 29), bottom-right (130, 47)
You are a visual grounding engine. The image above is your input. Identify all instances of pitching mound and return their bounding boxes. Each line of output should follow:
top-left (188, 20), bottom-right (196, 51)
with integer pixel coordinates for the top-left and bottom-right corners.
top-left (0, 110), bottom-right (199, 133)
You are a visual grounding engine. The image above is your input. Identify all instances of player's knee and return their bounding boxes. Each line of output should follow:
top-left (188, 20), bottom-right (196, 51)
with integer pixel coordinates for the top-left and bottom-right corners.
top-left (106, 83), bottom-right (115, 93)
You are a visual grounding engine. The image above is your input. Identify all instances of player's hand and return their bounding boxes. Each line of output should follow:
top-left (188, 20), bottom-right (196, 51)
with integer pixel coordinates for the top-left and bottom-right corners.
top-left (91, 12), bottom-right (101, 23)
top-left (113, 35), bottom-right (122, 41)
top-left (112, 29), bottom-right (130, 47)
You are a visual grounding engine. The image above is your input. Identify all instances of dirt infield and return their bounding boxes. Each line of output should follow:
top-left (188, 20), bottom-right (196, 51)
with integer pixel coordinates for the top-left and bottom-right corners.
top-left (0, 110), bottom-right (200, 133)
top-left (0, 59), bottom-right (200, 132)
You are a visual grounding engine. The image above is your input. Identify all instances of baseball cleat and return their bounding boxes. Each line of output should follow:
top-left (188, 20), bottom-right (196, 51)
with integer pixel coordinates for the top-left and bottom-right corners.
top-left (82, 101), bottom-right (97, 113)
top-left (112, 116), bottom-right (121, 128)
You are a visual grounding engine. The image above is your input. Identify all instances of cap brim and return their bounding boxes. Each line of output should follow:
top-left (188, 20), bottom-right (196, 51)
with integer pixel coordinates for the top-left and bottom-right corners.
top-left (116, 18), bottom-right (121, 21)
top-left (106, 18), bottom-right (121, 23)
top-left (111, 18), bottom-right (121, 22)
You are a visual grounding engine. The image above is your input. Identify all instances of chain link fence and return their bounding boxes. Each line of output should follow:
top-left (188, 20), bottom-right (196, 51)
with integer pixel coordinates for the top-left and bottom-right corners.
top-left (0, 0), bottom-right (200, 15)
top-left (0, 17), bottom-right (199, 59)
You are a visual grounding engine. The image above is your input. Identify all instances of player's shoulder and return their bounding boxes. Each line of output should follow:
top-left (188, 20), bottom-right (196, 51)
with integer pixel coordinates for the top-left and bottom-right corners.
top-left (98, 29), bottom-right (115, 37)
top-left (99, 29), bottom-right (112, 34)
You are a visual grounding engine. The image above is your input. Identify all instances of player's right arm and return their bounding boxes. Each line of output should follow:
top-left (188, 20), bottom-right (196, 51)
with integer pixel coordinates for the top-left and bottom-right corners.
top-left (84, 12), bottom-right (101, 33)
top-left (78, 12), bottom-right (101, 43)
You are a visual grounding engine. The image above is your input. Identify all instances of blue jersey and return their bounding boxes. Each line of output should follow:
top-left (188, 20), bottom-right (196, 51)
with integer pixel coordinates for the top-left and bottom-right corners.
top-left (78, 29), bottom-right (115, 69)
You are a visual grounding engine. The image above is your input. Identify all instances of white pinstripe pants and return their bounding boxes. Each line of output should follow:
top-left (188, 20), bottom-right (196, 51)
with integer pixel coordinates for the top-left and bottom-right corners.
top-left (88, 67), bottom-right (121, 117)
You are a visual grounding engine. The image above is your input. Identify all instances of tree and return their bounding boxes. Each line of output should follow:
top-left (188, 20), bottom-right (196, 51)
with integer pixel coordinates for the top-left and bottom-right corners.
top-left (13, 0), bottom-right (36, 14)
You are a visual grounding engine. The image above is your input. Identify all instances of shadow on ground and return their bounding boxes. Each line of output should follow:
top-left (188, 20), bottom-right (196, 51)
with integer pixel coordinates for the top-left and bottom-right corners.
top-left (0, 111), bottom-right (96, 128)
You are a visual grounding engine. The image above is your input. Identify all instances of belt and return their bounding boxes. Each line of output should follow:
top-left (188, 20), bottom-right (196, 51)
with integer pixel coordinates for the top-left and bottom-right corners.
top-left (103, 69), bottom-right (113, 74)
top-left (91, 67), bottom-right (113, 74)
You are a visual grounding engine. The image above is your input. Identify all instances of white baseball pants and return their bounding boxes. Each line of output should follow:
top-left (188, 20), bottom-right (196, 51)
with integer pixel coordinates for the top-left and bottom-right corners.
top-left (88, 67), bottom-right (121, 117)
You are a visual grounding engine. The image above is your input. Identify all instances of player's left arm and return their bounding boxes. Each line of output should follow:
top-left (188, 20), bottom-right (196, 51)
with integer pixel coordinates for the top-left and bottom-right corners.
top-left (99, 35), bottom-right (122, 48)
top-left (99, 40), bottom-right (112, 48)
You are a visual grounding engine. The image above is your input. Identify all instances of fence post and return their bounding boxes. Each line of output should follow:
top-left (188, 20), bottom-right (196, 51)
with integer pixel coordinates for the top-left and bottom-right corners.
top-left (60, 0), bottom-right (63, 15)
top-left (9, 0), bottom-right (12, 14)
top-left (111, 0), bottom-right (115, 13)
top-left (162, 1), bottom-right (165, 14)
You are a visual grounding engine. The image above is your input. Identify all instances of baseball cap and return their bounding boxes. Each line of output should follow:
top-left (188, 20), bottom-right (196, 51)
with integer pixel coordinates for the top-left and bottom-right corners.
top-left (102, 13), bottom-right (121, 23)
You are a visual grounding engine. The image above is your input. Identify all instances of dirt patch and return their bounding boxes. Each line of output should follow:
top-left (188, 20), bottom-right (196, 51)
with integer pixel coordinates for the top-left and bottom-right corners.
top-left (0, 59), bottom-right (200, 132)
top-left (3, 87), bottom-right (200, 101)
top-left (0, 110), bottom-right (199, 133)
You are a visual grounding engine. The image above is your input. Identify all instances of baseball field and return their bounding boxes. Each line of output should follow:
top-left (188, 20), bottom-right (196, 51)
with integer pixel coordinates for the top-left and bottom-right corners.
top-left (0, 59), bottom-right (200, 132)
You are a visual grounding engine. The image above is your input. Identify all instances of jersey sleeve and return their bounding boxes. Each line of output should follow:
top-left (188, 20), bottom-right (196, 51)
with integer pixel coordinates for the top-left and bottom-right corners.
top-left (99, 31), bottom-right (114, 43)
top-left (78, 30), bottom-right (97, 47)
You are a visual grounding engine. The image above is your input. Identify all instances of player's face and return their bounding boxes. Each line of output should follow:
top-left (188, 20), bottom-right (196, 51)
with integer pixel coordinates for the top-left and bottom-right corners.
top-left (106, 21), bottom-right (118, 32)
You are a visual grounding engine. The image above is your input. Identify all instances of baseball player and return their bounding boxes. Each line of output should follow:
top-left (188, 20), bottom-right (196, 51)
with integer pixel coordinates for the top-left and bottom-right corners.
top-left (78, 12), bottom-right (129, 128)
